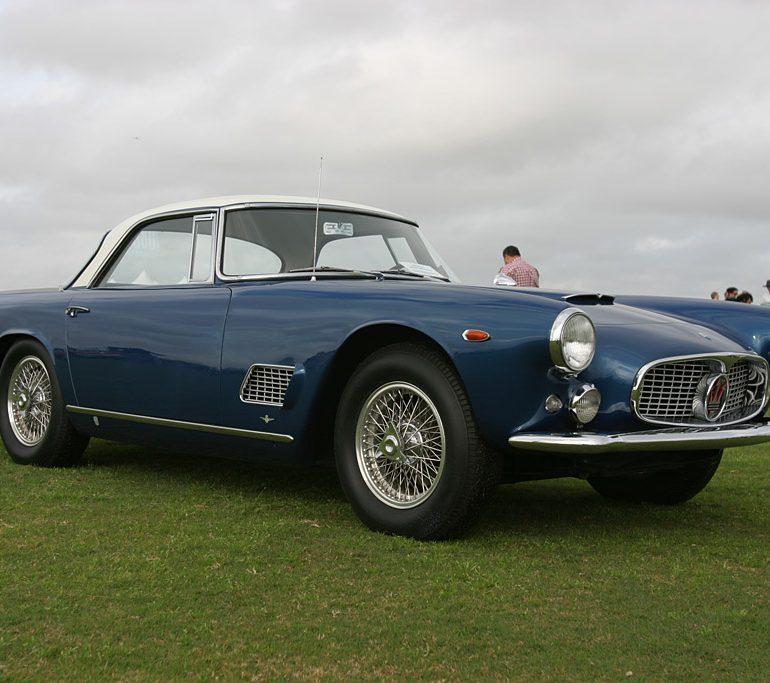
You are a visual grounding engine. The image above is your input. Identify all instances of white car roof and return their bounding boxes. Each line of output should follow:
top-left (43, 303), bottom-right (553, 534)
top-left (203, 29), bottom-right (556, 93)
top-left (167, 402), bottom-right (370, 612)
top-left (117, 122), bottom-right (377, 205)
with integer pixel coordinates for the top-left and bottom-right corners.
top-left (70, 195), bottom-right (411, 288)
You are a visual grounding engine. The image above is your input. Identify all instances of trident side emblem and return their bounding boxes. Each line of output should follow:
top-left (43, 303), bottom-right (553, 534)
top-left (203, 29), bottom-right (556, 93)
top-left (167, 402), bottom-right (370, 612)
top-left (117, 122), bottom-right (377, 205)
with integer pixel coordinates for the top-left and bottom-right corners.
top-left (693, 373), bottom-right (729, 422)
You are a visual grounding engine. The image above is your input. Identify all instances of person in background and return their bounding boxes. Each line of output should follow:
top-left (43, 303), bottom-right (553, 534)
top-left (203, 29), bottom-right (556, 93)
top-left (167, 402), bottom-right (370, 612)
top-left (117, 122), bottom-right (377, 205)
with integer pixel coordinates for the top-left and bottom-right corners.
top-left (736, 291), bottom-right (753, 304)
top-left (496, 245), bottom-right (540, 287)
top-left (724, 287), bottom-right (739, 301)
top-left (710, 291), bottom-right (719, 301)
top-left (762, 280), bottom-right (770, 307)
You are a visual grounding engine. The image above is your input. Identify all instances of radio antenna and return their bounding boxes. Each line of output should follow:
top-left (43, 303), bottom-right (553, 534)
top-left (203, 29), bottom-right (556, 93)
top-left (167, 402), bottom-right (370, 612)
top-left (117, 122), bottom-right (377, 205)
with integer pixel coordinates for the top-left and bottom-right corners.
top-left (311, 156), bottom-right (323, 282)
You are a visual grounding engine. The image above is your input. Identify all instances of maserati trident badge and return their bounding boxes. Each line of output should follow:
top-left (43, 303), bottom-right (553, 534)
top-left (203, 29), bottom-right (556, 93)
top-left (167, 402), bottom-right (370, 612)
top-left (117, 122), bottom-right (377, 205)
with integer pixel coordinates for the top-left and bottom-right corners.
top-left (693, 373), bottom-right (729, 422)
top-left (260, 415), bottom-right (275, 424)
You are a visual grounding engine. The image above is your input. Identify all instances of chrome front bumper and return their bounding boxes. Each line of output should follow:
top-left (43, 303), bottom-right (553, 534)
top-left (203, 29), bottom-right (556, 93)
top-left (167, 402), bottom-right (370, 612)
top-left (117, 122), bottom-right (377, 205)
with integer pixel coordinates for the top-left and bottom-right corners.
top-left (508, 420), bottom-right (770, 454)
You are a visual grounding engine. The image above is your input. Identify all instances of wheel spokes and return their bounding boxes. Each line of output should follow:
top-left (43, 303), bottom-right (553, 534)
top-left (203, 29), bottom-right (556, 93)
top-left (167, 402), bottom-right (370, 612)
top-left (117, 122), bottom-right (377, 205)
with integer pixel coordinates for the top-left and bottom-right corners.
top-left (7, 356), bottom-right (53, 446)
top-left (356, 382), bottom-right (446, 508)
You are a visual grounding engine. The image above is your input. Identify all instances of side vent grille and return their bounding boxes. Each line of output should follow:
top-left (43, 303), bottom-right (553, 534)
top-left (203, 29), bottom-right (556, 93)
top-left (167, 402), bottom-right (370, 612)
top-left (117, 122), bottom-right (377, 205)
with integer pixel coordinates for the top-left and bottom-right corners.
top-left (240, 364), bottom-right (294, 406)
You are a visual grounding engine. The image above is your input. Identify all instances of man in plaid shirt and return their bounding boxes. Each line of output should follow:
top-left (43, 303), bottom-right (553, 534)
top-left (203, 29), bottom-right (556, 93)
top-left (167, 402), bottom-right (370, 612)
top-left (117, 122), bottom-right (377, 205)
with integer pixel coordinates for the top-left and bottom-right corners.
top-left (497, 245), bottom-right (540, 287)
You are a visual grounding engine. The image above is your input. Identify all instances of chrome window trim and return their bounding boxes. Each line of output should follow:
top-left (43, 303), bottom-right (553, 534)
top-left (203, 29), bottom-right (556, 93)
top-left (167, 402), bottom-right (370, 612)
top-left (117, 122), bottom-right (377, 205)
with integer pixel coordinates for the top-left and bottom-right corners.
top-left (66, 405), bottom-right (293, 443)
top-left (215, 203), bottom-right (420, 283)
top-left (630, 352), bottom-right (770, 427)
top-left (239, 363), bottom-right (295, 406)
top-left (87, 207), bottom-right (221, 289)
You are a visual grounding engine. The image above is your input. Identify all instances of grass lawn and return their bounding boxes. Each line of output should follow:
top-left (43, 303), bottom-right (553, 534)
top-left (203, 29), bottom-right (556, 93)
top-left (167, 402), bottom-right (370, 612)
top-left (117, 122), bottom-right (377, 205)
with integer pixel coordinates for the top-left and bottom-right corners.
top-left (1, 439), bottom-right (769, 681)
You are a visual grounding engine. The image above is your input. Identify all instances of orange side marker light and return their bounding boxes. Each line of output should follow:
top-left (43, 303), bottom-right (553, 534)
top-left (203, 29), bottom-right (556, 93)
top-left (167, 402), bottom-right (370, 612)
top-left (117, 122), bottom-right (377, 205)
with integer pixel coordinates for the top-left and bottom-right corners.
top-left (462, 329), bottom-right (491, 342)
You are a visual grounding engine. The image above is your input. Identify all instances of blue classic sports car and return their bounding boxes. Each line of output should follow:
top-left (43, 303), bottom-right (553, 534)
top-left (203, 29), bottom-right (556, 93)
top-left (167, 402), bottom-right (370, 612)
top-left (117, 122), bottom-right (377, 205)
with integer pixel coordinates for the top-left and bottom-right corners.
top-left (2, 196), bottom-right (770, 538)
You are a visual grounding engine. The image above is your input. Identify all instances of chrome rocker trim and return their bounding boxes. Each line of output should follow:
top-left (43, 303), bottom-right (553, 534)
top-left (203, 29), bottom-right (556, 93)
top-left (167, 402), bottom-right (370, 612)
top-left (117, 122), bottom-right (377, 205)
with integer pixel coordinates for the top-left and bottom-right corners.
top-left (508, 420), bottom-right (770, 453)
top-left (66, 406), bottom-right (294, 443)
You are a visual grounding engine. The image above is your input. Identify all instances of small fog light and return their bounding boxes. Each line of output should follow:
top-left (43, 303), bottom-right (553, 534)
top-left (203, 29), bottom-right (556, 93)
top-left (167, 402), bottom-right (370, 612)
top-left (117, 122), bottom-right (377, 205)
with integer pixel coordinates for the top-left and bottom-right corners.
top-left (570, 385), bottom-right (601, 425)
top-left (544, 394), bottom-right (563, 414)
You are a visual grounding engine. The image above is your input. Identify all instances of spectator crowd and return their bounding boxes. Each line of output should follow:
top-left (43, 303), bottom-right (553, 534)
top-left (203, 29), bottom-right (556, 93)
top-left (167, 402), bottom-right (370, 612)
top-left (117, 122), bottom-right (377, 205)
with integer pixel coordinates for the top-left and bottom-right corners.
top-left (710, 281), bottom-right (770, 305)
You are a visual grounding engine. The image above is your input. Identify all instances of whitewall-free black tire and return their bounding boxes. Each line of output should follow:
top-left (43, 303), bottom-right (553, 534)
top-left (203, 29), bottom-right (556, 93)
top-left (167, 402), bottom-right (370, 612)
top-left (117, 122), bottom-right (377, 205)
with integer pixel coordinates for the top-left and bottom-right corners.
top-left (587, 450), bottom-right (722, 504)
top-left (334, 343), bottom-right (499, 540)
top-left (0, 340), bottom-right (89, 467)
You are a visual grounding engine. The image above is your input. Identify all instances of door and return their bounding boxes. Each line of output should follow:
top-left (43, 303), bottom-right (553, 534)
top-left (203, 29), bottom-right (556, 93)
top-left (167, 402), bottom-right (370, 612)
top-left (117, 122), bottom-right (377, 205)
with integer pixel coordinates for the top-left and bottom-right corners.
top-left (65, 213), bottom-right (231, 425)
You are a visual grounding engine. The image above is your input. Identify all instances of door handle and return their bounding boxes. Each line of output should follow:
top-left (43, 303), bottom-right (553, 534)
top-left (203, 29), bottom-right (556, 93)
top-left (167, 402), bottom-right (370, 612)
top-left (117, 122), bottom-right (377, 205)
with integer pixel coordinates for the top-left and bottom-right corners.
top-left (65, 306), bottom-right (90, 318)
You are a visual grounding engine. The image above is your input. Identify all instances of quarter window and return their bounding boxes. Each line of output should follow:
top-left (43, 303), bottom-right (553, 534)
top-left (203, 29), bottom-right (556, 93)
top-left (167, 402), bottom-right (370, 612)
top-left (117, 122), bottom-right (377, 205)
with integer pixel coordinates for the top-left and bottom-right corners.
top-left (190, 216), bottom-right (214, 282)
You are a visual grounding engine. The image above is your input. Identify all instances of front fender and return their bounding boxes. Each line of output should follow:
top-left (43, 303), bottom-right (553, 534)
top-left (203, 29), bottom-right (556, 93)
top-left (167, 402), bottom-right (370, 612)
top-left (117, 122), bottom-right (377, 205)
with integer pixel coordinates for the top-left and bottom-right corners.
top-left (0, 290), bottom-right (74, 405)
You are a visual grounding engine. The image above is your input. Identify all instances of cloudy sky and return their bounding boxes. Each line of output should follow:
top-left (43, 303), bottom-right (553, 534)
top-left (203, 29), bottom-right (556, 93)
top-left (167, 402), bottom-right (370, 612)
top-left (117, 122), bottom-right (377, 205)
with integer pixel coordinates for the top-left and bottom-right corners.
top-left (1, 0), bottom-right (769, 299)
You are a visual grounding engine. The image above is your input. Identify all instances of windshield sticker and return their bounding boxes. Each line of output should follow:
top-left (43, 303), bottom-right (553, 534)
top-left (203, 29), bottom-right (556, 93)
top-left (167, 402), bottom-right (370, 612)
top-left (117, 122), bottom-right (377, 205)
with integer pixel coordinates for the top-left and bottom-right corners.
top-left (323, 222), bottom-right (354, 237)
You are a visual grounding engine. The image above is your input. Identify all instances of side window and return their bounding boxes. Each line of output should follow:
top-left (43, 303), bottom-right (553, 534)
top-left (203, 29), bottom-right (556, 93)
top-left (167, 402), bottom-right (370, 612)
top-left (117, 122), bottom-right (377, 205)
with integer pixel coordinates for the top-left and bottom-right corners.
top-left (100, 215), bottom-right (214, 287)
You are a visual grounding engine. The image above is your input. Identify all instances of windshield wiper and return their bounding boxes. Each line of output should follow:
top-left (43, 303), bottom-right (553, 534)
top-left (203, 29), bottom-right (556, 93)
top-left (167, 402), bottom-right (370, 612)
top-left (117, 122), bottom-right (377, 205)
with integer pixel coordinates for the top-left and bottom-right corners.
top-left (379, 265), bottom-right (450, 282)
top-left (288, 266), bottom-right (382, 279)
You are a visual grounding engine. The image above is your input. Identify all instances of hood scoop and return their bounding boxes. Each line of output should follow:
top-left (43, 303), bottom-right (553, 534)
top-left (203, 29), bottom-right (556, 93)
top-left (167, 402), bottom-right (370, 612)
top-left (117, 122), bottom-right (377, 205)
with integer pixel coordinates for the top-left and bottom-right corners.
top-left (562, 293), bottom-right (615, 305)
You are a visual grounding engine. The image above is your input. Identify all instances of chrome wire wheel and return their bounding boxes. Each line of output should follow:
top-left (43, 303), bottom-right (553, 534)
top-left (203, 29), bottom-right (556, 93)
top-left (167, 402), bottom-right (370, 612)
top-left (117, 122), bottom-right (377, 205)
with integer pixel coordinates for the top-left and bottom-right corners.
top-left (7, 355), bottom-right (52, 446)
top-left (355, 381), bottom-right (446, 509)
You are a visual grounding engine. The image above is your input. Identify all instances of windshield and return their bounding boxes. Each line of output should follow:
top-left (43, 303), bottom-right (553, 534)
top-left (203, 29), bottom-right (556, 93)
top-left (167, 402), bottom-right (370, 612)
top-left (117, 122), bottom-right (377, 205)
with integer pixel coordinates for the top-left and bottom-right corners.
top-left (221, 208), bottom-right (458, 281)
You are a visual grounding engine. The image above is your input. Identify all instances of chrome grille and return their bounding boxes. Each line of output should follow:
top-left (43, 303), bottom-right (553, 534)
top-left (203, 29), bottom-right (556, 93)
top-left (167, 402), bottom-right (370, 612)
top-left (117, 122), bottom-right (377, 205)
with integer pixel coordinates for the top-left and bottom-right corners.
top-left (724, 362), bottom-right (751, 415)
top-left (633, 354), bottom-right (768, 426)
top-left (240, 364), bottom-right (294, 406)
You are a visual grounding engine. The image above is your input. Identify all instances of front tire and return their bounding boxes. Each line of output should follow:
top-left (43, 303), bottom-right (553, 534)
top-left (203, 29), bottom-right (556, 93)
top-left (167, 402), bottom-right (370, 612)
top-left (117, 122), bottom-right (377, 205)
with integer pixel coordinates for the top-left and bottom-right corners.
top-left (334, 343), bottom-right (499, 540)
top-left (0, 340), bottom-right (89, 467)
top-left (587, 450), bottom-right (722, 504)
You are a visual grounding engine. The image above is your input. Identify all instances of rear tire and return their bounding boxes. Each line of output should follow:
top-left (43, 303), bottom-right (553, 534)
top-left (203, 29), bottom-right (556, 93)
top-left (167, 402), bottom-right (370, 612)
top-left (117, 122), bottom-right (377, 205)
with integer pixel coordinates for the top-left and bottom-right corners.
top-left (334, 343), bottom-right (499, 540)
top-left (587, 450), bottom-right (722, 504)
top-left (0, 340), bottom-right (89, 467)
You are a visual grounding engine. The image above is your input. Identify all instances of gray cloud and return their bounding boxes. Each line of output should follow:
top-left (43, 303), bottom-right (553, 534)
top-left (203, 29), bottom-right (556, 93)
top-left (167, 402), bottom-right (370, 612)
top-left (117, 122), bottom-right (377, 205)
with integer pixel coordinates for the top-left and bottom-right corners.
top-left (1, 0), bottom-right (769, 299)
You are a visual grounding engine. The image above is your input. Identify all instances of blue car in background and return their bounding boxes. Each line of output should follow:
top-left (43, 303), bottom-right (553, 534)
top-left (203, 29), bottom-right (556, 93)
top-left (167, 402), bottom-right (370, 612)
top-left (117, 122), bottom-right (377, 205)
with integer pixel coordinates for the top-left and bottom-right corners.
top-left (1, 196), bottom-right (769, 539)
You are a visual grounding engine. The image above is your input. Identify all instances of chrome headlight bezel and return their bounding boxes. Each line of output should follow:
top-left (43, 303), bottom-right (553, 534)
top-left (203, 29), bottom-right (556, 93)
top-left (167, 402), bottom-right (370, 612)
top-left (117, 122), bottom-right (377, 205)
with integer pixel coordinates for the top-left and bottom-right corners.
top-left (549, 309), bottom-right (596, 373)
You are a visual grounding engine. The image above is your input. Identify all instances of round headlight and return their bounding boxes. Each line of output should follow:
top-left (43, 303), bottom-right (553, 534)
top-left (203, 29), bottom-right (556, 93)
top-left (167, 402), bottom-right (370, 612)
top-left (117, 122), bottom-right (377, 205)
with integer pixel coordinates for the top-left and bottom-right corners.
top-left (550, 309), bottom-right (596, 373)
